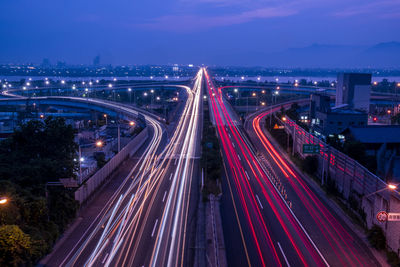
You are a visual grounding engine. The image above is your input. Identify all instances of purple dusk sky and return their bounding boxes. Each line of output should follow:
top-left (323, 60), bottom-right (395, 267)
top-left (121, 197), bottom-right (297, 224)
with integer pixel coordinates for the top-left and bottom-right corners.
top-left (0, 0), bottom-right (399, 67)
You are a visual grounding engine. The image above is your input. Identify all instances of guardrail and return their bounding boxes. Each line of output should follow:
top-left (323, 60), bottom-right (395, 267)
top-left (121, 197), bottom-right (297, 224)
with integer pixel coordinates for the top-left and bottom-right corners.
top-left (74, 127), bottom-right (148, 204)
top-left (284, 118), bottom-right (388, 199)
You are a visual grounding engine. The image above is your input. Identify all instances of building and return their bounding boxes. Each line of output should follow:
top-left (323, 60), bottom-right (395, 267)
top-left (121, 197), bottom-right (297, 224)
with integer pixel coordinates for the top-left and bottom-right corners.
top-left (310, 93), bottom-right (368, 138)
top-left (336, 73), bottom-right (371, 112)
top-left (343, 125), bottom-right (400, 182)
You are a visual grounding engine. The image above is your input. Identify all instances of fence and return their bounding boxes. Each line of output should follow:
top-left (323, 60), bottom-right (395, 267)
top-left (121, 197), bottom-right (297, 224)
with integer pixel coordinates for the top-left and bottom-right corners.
top-left (283, 117), bottom-right (400, 254)
top-left (74, 127), bottom-right (148, 204)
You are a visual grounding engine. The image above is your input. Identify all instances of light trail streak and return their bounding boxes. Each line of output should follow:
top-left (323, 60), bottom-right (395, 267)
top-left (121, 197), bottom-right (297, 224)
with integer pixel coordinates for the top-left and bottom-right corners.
top-left (205, 68), bottom-right (329, 267)
top-left (252, 106), bottom-right (371, 266)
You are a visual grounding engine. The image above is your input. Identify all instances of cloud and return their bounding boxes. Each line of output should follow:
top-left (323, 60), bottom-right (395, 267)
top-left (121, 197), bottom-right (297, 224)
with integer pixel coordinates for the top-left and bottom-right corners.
top-left (135, 6), bottom-right (297, 31)
top-left (333, 0), bottom-right (400, 18)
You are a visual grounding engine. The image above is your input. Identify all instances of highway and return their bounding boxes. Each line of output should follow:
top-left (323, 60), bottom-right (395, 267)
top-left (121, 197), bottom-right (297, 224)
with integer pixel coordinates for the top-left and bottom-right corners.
top-left (1, 72), bottom-right (203, 266)
top-left (206, 66), bottom-right (379, 266)
top-left (205, 68), bottom-right (330, 266)
top-left (52, 69), bottom-right (202, 267)
top-left (245, 104), bottom-right (380, 266)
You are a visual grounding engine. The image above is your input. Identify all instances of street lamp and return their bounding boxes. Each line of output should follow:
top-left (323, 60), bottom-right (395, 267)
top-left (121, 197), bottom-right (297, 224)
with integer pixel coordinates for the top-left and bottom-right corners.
top-left (0, 197), bottom-right (8, 205)
top-left (364, 183), bottom-right (398, 198)
top-left (103, 114), bottom-right (108, 124)
top-left (128, 88), bottom-right (132, 103)
top-left (96, 140), bottom-right (103, 147)
top-left (129, 121), bottom-right (135, 126)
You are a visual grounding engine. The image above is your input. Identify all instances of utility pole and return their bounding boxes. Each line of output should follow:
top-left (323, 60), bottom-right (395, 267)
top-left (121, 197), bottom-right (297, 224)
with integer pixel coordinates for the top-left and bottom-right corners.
top-left (118, 123), bottom-right (121, 152)
top-left (292, 125), bottom-right (296, 156)
top-left (79, 145), bottom-right (82, 184)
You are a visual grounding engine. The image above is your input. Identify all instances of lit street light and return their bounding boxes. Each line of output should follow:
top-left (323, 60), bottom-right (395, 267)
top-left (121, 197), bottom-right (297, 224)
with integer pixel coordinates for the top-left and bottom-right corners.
top-left (0, 197), bottom-right (8, 205)
top-left (364, 183), bottom-right (398, 198)
top-left (128, 88), bottom-right (132, 103)
top-left (103, 114), bottom-right (108, 124)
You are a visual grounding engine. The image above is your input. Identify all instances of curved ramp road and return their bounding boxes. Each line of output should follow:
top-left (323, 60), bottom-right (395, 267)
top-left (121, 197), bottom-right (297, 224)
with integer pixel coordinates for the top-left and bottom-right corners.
top-left (246, 105), bottom-right (380, 266)
top-left (1, 72), bottom-right (203, 267)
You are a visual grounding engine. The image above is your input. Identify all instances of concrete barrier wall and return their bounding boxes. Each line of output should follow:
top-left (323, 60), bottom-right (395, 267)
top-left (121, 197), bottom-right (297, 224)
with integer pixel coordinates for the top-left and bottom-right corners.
top-left (283, 117), bottom-right (400, 254)
top-left (74, 127), bottom-right (148, 204)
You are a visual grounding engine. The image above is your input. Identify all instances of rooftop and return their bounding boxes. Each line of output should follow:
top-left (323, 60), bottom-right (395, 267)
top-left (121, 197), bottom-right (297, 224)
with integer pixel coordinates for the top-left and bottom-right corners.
top-left (348, 125), bottom-right (400, 144)
top-left (331, 108), bottom-right (366, 115)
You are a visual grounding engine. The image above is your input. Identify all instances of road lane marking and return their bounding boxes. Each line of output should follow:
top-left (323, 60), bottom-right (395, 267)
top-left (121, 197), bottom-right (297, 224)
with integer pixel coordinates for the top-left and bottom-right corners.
top-left (256, 194), bottom-right (263, 209)
top-left (101, 253), bottom-right (109, 264)
top-left (277, 242), bottom-right (290, 267)
top-left (169, 173), bottom-right (173, 181)
top-left (229, 133), bottom-right (231, 138)
top-left (162, 191), bottom-right (167, 202)
top-left (232, 142), bottom-right (235, 148)
top-left (238, 154), bottom-right (241, 161)
top-left (151, 219), bottom-right (159, 237)
top-left (245, 170), bottom-right (250, 181)
top-left (252, 136), bottom-right (330, 266)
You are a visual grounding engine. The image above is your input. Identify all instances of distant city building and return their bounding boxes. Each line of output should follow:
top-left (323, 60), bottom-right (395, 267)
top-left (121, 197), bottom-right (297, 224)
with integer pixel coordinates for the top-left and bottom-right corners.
top-left (310, 93), bottom-right (368, 138)
top-left (56, 61), bottom-right (67, 68)
top-left (172, 64), bottom-right (179, 72)
top-left (336, 73), bottom-right (371, 112)
top-left (93, 55), bottom-right (100, 66)
top-left (41, 58), bottom-right (51, 68)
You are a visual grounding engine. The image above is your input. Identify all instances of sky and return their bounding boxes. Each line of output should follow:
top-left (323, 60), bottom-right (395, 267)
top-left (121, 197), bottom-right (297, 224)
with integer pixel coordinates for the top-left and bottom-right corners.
top-left (0, 0), bottom-right (399, 66)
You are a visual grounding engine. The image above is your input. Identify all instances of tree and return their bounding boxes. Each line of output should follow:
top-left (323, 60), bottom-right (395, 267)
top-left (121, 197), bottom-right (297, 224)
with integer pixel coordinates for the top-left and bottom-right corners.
top-left (0, 117), bottom-right (78, 188)
top-left (367, 225), bottom-right (386, 250)
top-left (0, 225), bottom-right (32, 266)
top-left (286, 103), bottom-right (300, 121)
top-left (0, 117), bottom-right (79, 265)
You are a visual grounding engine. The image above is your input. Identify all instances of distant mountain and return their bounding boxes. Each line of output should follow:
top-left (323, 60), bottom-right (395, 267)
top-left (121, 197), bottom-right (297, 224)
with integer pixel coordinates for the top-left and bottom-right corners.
top-left (219, 42), bottom-right (400, 68)
top-left (357, 42), bottom-right (400, 67)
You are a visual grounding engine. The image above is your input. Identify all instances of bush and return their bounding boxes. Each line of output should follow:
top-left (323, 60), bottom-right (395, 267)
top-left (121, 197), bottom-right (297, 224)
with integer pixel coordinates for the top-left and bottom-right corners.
top-left (0, 225), bottom-right (32, 266)
top-left (387, 251), bottom-right (400, 267)
top-left (367, 225), bottom-right (386, 250)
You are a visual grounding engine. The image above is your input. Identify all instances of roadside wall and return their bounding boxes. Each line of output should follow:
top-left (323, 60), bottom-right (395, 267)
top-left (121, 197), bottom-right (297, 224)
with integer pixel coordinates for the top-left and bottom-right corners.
top-left (74, 127), bottom-right (148, 204)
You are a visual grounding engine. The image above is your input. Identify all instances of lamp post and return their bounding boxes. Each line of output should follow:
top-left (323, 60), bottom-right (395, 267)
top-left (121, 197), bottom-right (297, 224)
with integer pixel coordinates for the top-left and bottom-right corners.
top-left (78, 140), bottom-right (103, 184)
top-left (364, 184), bottom-right (398, 199)
top-left (78, 145), bottom-right (85, 184)
top-left (234, 88), bottom-right (238, 106)
top-left (103, 114), bottom-right (108, 125)
top-left (128, 88), bottom-right (132, 104)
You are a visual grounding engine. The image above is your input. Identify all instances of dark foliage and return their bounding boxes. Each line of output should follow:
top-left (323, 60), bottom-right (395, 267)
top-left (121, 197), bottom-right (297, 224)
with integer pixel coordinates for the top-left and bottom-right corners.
top-left (367, 225), bottom-right (386, 250)
top-left (0, 117), bottom-right (79, 265)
